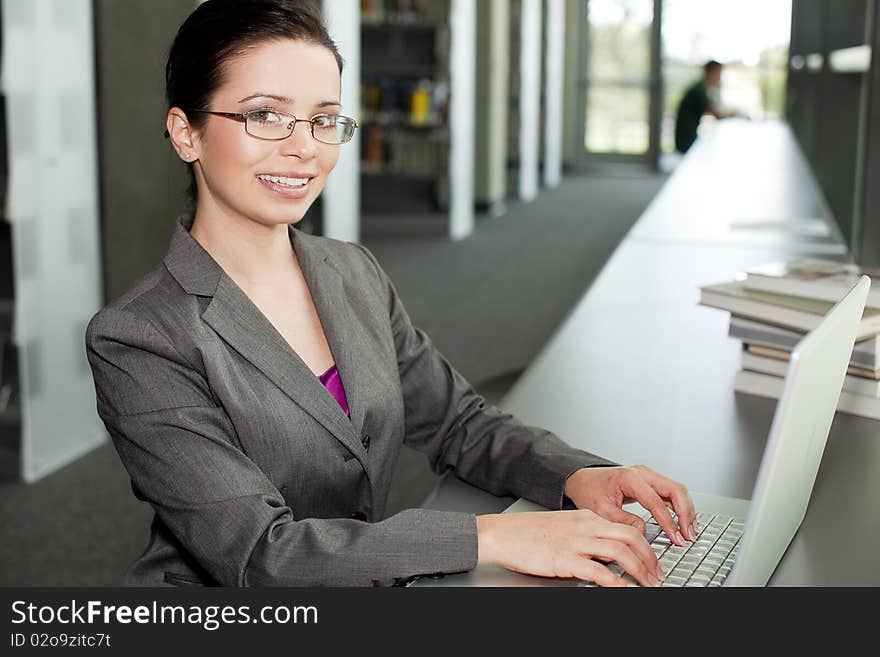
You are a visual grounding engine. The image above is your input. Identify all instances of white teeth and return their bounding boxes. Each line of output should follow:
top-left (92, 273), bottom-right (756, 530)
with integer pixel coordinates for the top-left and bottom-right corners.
top-left (258, 174), bottom-right (309, 187)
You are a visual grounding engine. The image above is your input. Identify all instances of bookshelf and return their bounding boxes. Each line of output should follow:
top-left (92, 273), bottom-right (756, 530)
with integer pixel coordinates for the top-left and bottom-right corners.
top-left (359, 0), bottom-right (452, 216)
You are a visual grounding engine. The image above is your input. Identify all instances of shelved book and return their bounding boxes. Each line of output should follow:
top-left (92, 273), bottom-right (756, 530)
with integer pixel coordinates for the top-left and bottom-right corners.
top-left (746, 343), bottom-right (880, 379)
top-left (741, 347), bottom-right (880, 396)
top-left (741, 258), bottom-right (880, 309)
top-left (698, 279), bottom-right (880, 340)
top-left (734, 369), bottom-right (880, 421)
top-left (729, 316), bottom-right (880, 373)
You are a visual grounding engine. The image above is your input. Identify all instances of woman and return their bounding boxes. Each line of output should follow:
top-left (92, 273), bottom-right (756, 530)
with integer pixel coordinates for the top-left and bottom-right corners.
top-left (86, 0), bottom-right (697, 587)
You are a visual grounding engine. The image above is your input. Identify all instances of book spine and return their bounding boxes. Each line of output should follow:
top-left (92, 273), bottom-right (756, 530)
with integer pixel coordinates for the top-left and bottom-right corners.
top-left (842, 375), bottom-right (880, 397)
top-left (731, 316), bottom-right (880, 356)
top-left (742, 352), bottom-right (880, 396)
top-left (734, 370), bottom-right (880, 420)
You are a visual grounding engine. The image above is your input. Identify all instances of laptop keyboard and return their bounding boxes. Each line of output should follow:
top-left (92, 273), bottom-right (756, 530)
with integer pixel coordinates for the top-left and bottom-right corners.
top-left (581, 511), bottom-right (744, 587)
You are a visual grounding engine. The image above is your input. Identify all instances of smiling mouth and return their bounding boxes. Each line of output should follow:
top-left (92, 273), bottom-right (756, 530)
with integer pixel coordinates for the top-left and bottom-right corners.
top-left (256, 174), bottom-right (313, 188)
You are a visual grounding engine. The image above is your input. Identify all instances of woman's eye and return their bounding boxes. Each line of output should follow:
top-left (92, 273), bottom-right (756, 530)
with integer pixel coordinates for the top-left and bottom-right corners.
top-left (312, 115), bottom-right (337, 128)
top-left (251, 110), bottom-right (282, 124)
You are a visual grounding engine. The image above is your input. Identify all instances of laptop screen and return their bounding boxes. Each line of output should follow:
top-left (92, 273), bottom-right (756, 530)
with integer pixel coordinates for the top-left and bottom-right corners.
top-left (729, 276), bottom-right (869, 585)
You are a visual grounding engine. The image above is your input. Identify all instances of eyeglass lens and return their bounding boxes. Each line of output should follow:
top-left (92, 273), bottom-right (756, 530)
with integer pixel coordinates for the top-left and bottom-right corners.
top-left (245, 110), bottom-right (356, 144)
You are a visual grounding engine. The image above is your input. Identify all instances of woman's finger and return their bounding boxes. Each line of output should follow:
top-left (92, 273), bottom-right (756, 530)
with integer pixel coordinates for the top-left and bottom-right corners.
top-left (637, 467), bottom-right (698, 540)
top-left (622, 473), bottom-right (686, 546)
top-left (582, 538), bottom-right (659, 587)
top-left (597, 503), bottom-right (647, 534)
top-left (569, 557), bottom-right (638, 588)
top-left (589, 517), bottom-right (659, 578)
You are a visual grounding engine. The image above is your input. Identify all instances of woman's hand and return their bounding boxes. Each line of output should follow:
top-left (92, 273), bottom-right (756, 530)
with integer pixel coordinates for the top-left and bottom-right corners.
top-left (563, 465), bottom-right (698, 546)
top-left (475, 509), bottom-right (664, 587)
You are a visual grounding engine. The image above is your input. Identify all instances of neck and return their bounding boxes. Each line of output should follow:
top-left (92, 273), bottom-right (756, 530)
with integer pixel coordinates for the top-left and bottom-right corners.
top-left (190, 202), bottom-right (298, 288)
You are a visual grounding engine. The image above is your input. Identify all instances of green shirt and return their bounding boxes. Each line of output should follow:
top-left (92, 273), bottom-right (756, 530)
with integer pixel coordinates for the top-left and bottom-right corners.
top-left (674, 81), bottom-right (710, 153)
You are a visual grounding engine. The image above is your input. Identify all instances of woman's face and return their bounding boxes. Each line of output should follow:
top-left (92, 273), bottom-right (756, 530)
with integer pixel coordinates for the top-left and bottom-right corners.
top-left (188, 38), bottom-right (342, 228)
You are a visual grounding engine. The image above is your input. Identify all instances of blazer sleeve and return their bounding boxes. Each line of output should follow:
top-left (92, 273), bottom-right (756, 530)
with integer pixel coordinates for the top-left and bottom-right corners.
top-left (352, 244), bottom-right (618, 511)
top-left (86, 307), bottom-right (477, 587)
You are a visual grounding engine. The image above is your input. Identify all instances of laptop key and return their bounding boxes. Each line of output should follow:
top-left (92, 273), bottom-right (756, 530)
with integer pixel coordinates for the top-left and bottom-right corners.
top-left (702, 557), bottom-right (723, 570)
top-left (708, 547), bottom-right (731, 560)
top-left (677, 557), bottom-right (700, 570)
top-left (668, 566), bottom-right (691, 580)
top-left (674, 566), bottom-right (697, 580)
top-left (659, 557), bottom-right (680, 573)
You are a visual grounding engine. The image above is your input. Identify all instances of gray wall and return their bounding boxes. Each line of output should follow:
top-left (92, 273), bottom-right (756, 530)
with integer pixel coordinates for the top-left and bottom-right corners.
top-left (786, 0), bottom-right (874, 257)
top-left (94, 0), bottom-right (194, 303)
top-left (856, 5), bottom-right (880, 265)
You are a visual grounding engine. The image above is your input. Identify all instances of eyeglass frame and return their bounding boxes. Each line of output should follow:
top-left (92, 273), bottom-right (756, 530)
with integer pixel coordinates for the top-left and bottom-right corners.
top-left (175, 108), bottom-right (360, 144)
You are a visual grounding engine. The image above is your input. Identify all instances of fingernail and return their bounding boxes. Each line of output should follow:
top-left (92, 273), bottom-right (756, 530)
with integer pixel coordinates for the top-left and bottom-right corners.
top-left (675, 531), bottom-right (685, 545)
top-left (655, 565), bottom-right (665, 580)
top-left (691, 520), bottom-right (700, 538)
top-left (649, 573), bottom-right (659, 587)
top-left (627, 582), bottom-right (639, 587)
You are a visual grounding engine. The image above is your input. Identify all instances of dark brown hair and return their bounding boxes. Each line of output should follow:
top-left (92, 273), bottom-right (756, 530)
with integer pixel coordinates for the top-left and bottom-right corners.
top-left (165, 0), bottom-right (344, 201)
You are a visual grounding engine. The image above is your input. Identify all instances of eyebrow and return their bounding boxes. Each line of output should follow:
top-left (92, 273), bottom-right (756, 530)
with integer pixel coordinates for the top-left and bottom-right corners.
top-left (238, 93), bottom-right (341, 108)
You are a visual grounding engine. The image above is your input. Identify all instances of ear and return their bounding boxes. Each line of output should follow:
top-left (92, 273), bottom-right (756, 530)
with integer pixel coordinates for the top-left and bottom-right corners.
top-left (166, 108), bottom-right (200, 163)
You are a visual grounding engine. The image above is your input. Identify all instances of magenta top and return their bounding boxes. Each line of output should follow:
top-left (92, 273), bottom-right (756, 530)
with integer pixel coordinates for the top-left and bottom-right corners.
top-left (318, 363), bottom-right (350, 418)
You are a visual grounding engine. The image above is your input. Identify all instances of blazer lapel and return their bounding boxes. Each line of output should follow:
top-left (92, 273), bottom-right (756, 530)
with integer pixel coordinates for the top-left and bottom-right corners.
top-left (202, 276), bottom-right (365, 455)
top-left (164, 216), bottom-right (367, 469)
top-left (291, 228), bottom-right (369, 438)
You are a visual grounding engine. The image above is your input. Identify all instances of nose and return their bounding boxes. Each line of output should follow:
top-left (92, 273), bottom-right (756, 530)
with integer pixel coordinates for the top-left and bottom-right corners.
top-left (281, 119), bottom-right (317, 159)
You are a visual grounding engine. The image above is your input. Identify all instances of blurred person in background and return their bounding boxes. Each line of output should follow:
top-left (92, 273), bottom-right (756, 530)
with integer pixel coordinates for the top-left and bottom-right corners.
top-left (674, 59), bottom-right (741, 153)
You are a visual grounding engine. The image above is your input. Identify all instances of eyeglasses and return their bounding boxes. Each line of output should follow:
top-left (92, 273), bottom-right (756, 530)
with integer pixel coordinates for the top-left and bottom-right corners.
top-left (186, 108), bottom-right (359, 144)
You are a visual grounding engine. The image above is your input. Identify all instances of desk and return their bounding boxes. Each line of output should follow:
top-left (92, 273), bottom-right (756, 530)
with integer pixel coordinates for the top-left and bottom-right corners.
top-left (420, 120), bottom-right (880, 586)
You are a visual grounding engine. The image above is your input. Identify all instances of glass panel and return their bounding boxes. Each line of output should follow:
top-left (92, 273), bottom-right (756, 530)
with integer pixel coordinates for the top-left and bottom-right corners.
top-left (661, 0), bottom-right (791, 153)
top-left (584, 0), bottom-right (654, 155)
top-left (587, 0), bottom-right (653, 80)
top-left (585, 85), bottom-right (650, 154)
top-left (5, 1), bottom-right (106, 482)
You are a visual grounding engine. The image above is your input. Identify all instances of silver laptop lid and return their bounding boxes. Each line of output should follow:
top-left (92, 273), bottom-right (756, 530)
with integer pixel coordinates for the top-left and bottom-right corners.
top-left (729, 275), bottom-right (870, 586)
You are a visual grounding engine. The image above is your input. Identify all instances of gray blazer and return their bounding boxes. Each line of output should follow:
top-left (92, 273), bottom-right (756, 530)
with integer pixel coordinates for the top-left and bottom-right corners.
top-left (86, 215), bottom-right (614, 587)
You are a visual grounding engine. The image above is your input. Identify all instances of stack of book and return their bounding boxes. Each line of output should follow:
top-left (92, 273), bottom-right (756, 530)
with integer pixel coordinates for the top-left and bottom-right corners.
top-left (699, 258), bottom-right (880, 420)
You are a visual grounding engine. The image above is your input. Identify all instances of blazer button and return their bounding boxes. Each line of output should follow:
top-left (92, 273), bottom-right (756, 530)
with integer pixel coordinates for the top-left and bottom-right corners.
top-left (361, 434), bottom-right (371, 451)
top-left (350, 511), bottom-right (367, 521)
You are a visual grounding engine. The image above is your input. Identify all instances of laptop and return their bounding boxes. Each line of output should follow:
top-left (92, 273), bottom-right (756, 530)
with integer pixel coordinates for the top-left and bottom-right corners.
top-left (412, 275), bottom-right (870, 588)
